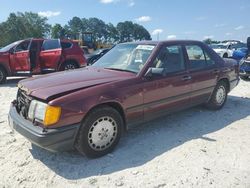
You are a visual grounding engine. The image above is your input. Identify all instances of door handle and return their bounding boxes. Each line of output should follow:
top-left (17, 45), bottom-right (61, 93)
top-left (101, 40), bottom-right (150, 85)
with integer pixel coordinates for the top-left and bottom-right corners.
top-left (182, 75), bottom-right (192, 81)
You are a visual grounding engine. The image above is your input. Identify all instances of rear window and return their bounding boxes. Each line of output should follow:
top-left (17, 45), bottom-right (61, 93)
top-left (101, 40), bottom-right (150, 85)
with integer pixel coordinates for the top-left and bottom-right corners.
top-left (185, 45), bottom-right (215, 70)
top-left (42, 39), bottom-right (60, 51)
top-left (61, 42), bottom-right (72, 49)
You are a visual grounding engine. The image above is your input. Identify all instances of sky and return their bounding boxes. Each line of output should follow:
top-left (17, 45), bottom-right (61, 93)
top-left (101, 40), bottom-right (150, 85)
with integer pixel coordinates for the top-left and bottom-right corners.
top-left (0, 0), bottom-right (249, 42)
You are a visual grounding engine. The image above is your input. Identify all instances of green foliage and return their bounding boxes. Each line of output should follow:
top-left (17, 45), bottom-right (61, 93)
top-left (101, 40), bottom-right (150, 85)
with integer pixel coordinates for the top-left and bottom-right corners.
top-left (203, 38), bottom-right (220, 44)
top-left (0, 12), bottom-right (151, 47)
top-left (0, 12), bottom-right (50, 46)
top-left (62, 17), bottom-right (151, 43)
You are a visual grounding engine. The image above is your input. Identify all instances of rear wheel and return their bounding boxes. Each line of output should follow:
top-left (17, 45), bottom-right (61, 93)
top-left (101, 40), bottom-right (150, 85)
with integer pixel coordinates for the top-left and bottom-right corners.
top-left (0, 67), bottom-right (7, 84)
top-left (61, 61), bottom-right (78, 71)
top-left (223, 53), bottom-right (228, 58)
top-left (205, 81), bottom-right (228, 110)
top-left (75, 106), bottom-right (123, 158)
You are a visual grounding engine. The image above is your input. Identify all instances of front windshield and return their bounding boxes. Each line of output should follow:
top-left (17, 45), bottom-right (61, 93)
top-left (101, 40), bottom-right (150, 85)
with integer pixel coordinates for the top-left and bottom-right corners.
top-left (211, 44), bottom-right (227, 49)
top-left (92, 43), bottom-right (155, 73)
top-left (0, 41), bottom-right (21, 52)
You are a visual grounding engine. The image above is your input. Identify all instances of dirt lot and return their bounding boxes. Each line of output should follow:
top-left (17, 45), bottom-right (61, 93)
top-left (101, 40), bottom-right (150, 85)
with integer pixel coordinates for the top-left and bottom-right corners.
top-left (0, 77), bottom-right (250, 188)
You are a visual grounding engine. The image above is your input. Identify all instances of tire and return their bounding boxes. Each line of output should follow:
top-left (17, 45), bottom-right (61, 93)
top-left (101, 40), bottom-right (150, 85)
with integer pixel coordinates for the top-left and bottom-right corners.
top-left (0, 67), bottom-right (7, 84)
top-left (205, 81), bottom-right (228, 110)
top-left (61, 61), bottom-right (78, 71)
top-left (240, 75), bottom-right (249, 81)
top-left (223, 53), bottom-right (228, 58)
top-left (75, 106), bottom-right (123, 158)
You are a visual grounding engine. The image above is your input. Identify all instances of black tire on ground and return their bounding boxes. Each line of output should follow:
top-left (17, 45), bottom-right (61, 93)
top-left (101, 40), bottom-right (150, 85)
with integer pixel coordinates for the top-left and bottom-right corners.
top-left (240, 75), bottom-right (249, 81)
top-left (61, 61), bottom-right (78, 71)
top-left (0, 67), bottom-right (7, 84)
top-left (205, 81), bottom-right (228, 110)
top-left (223, 53), bottom-right (228, 58)
top-left (75, 106), bottom-right (123, 158)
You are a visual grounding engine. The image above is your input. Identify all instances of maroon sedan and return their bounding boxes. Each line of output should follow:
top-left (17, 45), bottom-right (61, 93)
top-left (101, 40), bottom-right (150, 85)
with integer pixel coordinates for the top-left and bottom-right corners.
top-left (0, 38), bottom-right (87, 84)
top-left (8, 40), bottom-right (239, 158)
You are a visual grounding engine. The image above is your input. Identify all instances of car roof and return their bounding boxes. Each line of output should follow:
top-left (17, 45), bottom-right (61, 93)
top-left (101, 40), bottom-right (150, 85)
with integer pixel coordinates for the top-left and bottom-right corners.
top-left (122, 40), bottom-right (205, 46)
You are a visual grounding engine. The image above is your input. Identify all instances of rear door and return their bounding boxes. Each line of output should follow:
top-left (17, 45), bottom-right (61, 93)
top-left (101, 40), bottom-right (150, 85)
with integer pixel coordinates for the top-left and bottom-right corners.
top-left (10, 40), bottom-right (31, 72)
top-left (184, 44), bottom-right (218, 104)
top-left (39, 39), bottom-right (62, 70)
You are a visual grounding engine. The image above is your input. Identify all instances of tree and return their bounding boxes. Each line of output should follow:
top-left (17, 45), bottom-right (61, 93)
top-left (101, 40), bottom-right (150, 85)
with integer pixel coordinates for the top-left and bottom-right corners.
top-left (0, 12), bottom-right (50, 46)
top-left (106, 23), bottom-right (119, 43)
top-left (116, 21), bottom-right (151, 42)
top-left (51, 24), bottom-right (66, 39)
top-left (133, 23), bottom-right (151, 41)
top-left (68, 16), bottom-right (83, 39)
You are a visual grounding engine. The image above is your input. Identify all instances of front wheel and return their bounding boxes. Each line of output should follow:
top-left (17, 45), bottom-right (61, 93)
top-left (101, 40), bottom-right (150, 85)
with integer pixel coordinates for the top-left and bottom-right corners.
top-left (205, 81), bottom-right (228, 110)
top-left (0, 67), bottom-right (7, 84)
top-left (75, 106), bottom-right (123, 158)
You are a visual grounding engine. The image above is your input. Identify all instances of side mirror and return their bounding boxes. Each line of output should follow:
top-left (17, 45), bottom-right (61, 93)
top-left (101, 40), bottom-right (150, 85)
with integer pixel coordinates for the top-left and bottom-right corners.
top-left (144, 67), bottom-right (165, 78)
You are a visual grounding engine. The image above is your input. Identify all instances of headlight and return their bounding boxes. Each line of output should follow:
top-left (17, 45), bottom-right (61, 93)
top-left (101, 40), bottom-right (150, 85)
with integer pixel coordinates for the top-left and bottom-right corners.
top-left (28, 100), bottom-right (61, 126)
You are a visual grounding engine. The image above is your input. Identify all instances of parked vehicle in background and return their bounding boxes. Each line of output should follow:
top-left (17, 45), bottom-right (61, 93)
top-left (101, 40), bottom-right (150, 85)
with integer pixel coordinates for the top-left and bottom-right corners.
top-left (239, 57), bottom-right (250, 80)
top-left (9, 40), bottom-right (239, 158)
top-left (0, 38), bottom-right (87, 84)
top-left (85, 48), bottom-right (110, 65)
top-left (210, 43), bottom-right (234, 58)
top-left (239, 37), bottom-right (250, 80)
top-left (232, 47), bottom-right (248, 60)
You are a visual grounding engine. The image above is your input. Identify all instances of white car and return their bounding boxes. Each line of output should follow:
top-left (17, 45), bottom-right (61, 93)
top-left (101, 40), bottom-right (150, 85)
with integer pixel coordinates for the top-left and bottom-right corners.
top-left (210, 43), bottom-right (234, 58)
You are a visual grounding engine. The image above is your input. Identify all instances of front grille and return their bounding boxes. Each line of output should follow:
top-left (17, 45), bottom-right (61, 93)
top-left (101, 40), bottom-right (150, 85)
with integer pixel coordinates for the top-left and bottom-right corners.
top-left (16, 89), bottom-right (32, 119)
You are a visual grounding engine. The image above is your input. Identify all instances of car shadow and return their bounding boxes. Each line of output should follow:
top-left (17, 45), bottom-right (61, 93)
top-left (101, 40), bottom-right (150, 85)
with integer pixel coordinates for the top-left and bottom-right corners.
top-left (30, 95), bottom-right (250, 180)
top-left (0, 77), bottom-right (26, 88)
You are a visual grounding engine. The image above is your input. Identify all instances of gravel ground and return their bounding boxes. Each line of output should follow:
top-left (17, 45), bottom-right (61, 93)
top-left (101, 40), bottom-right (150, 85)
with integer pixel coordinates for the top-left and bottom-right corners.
top-left (0, 77), bottom-right (250, 188)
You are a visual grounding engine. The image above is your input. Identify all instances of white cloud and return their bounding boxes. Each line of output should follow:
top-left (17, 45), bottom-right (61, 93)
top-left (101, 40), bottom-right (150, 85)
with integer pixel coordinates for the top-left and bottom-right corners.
top-left (38, 11), bottom-right (61, 18)
top-left (135, 16), bottom-right (151, 22)
top-left (151, 29), bottom-right (163, 35)
top-left (235, 25), bottom-right (244, 30)
top-left (100, 0), bottom-right (134, 6)
top-left (100, 0), bottom-right (115, 3)
top-left (204, 35), bottom-right (214, 39)
top-left (167, 35), bottom-right (177, 39)
top-left (226, 33), bottom-right (233, 36)
top-left (195, 16), bottom-right (206, 21)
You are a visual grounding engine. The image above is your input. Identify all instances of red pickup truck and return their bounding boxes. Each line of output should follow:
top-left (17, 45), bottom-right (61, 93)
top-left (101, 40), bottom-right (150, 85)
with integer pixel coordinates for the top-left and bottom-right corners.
top-left (0, 38), bottom-right (87, 83)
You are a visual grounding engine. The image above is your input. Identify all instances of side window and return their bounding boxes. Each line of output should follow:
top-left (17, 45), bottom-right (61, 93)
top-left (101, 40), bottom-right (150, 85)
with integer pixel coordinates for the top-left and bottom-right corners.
top-left (204, 51), bottom-right (215, 66)
top-left (42, 39), bottom-right (60, 51)
top-left (186, 45), bottom-right (207, 70)
top-left (61, 42), bottom-right (72, 49)
top-left (153, 45), bottom-right (185, 73)
top-left (15, 41), bottom-right (30, 52)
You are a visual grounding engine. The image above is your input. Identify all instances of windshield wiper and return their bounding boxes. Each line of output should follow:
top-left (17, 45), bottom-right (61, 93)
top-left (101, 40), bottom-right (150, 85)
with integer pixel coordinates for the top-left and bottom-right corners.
top-left (105, 68), bottom-right (137, 74)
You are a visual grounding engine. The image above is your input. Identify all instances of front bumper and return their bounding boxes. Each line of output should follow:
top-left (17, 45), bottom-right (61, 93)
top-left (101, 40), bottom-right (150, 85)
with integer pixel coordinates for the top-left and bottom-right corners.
top-left (8, 103), bottom-right (80, 152)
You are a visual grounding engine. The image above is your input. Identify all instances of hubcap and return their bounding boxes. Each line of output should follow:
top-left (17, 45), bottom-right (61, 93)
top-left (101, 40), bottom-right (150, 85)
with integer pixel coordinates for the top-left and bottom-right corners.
top-left (215, 86), bottom-right (226, 105)
top-left (65, 64), bottom-right (75, 70)
top-left (88, 116), bottom-right (117, 151)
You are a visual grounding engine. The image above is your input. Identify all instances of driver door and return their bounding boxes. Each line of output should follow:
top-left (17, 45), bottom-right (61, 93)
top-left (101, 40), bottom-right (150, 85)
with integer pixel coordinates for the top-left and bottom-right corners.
top-left (142, 44), bottom-right (192, 121)
top-left (10, 40), bottom-right (31, 72)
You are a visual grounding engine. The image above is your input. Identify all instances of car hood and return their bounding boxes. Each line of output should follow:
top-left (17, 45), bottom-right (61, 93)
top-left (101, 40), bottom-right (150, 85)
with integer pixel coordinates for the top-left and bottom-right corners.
top-left (18, 67), bottom-right (135, 101)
